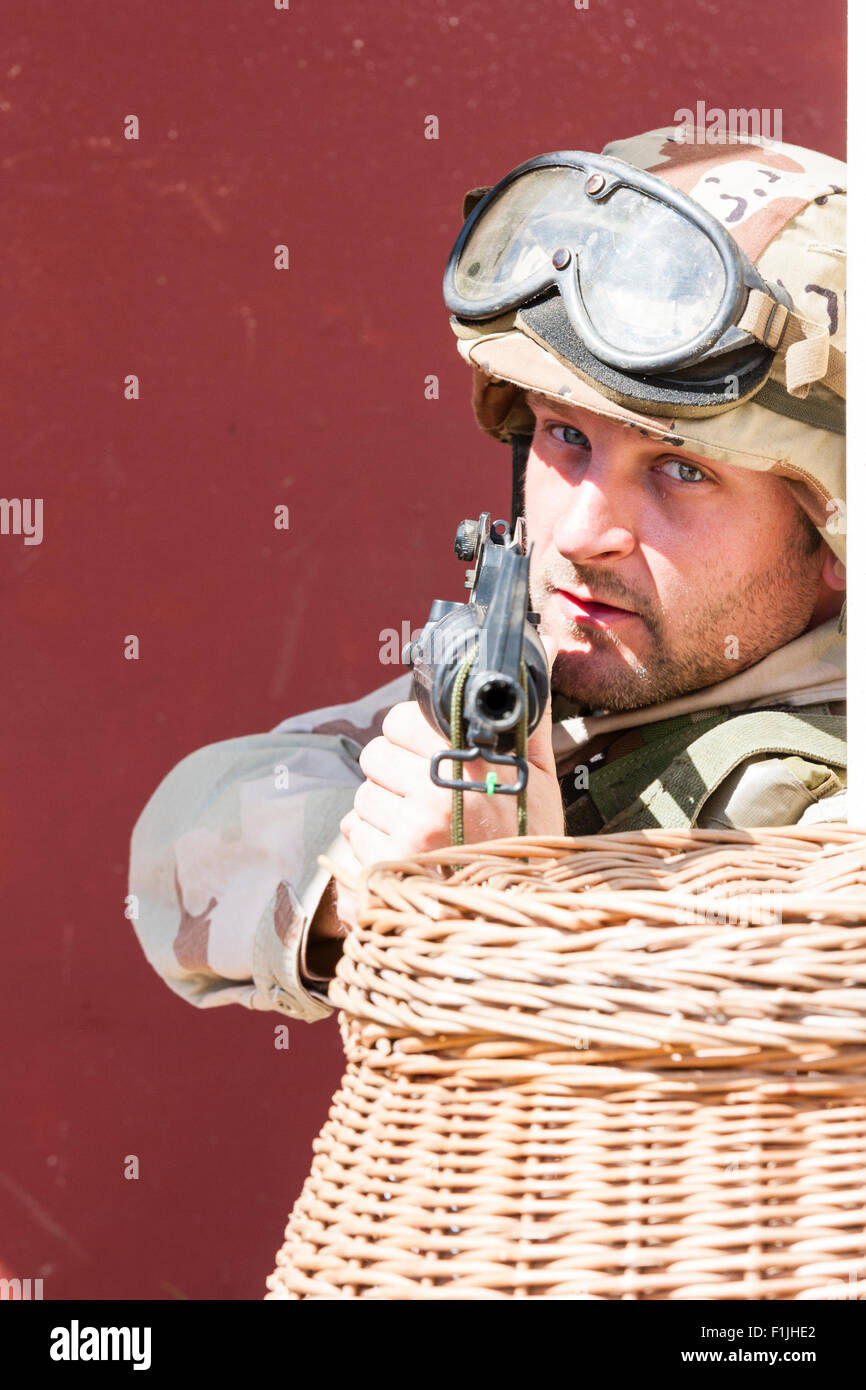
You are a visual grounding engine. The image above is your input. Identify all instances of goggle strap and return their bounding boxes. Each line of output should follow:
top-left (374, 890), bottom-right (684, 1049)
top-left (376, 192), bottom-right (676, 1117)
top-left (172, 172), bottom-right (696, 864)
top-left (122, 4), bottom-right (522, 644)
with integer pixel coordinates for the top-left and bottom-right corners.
top-left (786, 336), bottom-right (844, 400)
top-left (739, 289), bottom-right (845, 400)
top-left (779, 320), bottom-right (845, 400)
top-left (824, 346), bottom-right (846, 399)
top-left (739, 289), bottom-right (790, 349)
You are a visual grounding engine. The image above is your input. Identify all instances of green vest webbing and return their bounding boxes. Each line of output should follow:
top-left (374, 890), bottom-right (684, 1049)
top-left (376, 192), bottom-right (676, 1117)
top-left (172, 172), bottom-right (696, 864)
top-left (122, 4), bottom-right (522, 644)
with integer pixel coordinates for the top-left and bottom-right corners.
top-left (584, 708), bottom-right (846, 832)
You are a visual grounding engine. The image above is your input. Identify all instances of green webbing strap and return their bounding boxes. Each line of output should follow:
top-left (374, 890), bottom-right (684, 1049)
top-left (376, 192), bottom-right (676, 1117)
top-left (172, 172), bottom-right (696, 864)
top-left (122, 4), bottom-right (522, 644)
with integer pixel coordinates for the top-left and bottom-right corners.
top-left (449, 647), bottom-right (530, 856)
top-left (753, 377), bottom-right (846, 436)
top-left (449, 647), bottom-right (477, 851)
top-left (515, 659), bottom-right (529, 837)
top-left (587, 710), bottom-right (732, 825)
top-left (604, 709), bottom-right (847, 832)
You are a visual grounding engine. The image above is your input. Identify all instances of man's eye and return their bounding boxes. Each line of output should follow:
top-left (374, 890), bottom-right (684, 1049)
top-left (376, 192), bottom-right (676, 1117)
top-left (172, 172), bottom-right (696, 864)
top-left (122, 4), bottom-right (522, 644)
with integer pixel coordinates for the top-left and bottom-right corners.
top-left (658, 459), bottom-right (710, 484)
top-left (548, 424), bottom-right (590, 448)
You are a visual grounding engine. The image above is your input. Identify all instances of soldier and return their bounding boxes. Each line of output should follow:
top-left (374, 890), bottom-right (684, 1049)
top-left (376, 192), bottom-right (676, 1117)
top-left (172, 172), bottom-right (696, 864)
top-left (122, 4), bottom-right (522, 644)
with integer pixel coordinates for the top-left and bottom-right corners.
top-left (128, 125), bottom-right (846, 1023)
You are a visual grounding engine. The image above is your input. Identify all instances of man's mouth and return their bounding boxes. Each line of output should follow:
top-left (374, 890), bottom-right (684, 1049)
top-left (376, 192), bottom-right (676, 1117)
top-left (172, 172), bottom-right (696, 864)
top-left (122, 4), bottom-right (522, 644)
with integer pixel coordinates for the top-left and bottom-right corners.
top-left (554, 589), bottom-right (641, 628)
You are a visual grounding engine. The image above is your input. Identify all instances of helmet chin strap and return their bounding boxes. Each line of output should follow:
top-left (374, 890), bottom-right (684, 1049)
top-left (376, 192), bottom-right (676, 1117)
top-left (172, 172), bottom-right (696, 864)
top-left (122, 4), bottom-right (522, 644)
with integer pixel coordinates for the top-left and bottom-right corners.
top-left (510, 433), bottom-right (532, 532)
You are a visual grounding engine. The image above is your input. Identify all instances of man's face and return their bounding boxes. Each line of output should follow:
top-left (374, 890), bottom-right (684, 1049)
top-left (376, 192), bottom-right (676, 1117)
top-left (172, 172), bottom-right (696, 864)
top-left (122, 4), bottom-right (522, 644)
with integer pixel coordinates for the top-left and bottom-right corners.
top-left (524, 391), bottom-right (830, 714)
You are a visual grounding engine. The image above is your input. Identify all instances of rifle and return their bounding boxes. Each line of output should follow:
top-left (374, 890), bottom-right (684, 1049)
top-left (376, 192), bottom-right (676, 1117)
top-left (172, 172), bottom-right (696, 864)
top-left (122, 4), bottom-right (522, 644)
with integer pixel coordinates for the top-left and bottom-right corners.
top-left (402, 513), bottom-right (550, 843)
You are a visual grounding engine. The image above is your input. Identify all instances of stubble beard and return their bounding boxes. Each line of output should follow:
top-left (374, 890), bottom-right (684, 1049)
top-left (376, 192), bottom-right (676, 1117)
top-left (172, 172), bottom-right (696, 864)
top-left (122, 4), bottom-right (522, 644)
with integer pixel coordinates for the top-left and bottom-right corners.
top-left (532, 538), bottom-right (822, 717)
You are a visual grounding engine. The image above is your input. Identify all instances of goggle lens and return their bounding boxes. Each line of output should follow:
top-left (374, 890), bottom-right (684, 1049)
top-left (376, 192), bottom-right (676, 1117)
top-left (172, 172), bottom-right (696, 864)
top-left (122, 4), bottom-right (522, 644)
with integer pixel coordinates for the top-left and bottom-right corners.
top-left (454, 168), bottom-right (728, 355)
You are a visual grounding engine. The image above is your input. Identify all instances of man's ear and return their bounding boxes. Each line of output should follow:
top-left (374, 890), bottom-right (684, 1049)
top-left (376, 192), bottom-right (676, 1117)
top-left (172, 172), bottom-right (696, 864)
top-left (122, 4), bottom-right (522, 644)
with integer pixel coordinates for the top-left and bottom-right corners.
top-left (821, 545), bottom-right (846, 591)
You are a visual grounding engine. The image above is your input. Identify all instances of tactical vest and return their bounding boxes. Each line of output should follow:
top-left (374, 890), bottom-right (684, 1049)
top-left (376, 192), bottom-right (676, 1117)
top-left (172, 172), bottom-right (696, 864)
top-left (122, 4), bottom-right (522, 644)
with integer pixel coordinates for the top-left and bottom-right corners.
top-left (560, 704), bottom-right (847, 834)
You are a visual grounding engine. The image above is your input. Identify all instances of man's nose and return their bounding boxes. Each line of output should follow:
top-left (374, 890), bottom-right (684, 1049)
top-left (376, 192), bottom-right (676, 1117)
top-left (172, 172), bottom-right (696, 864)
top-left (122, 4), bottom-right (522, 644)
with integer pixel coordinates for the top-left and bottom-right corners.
top-left (552, 461), bottom-right (637, 565)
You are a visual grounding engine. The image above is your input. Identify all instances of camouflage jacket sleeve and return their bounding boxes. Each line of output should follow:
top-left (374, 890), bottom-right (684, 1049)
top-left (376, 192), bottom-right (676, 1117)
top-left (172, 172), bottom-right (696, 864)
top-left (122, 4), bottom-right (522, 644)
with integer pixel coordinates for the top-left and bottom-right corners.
top-left (127, 671), bottom-right (412, 1021)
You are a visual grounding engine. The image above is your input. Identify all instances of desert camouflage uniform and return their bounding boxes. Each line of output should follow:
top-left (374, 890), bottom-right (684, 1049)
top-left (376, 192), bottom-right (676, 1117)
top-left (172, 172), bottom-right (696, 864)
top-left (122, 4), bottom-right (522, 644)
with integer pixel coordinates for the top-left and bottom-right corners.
top-left (128, 611), bottom-right (845, 1024)
top-left (128, 127), bottom-right (847, 1025)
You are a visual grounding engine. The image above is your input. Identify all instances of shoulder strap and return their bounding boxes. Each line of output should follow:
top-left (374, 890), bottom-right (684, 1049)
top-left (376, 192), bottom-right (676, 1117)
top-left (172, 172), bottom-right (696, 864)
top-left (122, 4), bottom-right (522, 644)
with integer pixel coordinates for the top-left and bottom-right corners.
top-left (582, 709), bottom-right (730, 825)
top-left (603, 710), bottom-right (847, 832)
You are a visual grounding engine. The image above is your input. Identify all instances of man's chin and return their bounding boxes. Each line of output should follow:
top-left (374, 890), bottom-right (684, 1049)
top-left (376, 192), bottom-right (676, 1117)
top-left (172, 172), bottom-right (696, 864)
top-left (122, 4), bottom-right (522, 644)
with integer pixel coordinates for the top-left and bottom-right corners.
top-left (551, 683), bottom-right (656, 717)
top-left (550, 648), bottom-right (655, 714)
top-left (551, 650), bottom-right (748, 716)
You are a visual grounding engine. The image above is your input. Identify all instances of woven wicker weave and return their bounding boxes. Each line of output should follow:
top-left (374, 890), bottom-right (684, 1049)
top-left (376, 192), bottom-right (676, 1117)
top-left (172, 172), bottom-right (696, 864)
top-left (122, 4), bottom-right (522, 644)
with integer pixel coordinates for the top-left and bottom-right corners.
top-left (267, 826), bottom-right (866, 1300)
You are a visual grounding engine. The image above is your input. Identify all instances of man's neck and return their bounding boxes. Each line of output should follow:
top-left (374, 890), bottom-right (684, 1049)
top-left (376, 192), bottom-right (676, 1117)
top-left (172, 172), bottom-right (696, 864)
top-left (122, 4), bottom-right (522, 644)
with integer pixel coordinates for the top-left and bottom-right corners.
top-left (807, 590), bottom-right (845, 630)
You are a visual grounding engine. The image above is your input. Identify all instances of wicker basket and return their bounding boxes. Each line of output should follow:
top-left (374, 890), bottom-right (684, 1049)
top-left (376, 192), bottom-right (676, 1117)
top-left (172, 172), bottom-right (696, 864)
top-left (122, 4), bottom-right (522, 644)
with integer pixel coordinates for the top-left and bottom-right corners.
top-left (266, 826), bottom-right (866, 1300)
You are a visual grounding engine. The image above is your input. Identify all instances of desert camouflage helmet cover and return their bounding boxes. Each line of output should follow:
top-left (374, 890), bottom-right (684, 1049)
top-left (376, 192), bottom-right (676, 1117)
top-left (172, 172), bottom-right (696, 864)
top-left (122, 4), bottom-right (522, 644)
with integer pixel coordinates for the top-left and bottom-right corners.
top-left (451, 126), bottom-right (847, 564)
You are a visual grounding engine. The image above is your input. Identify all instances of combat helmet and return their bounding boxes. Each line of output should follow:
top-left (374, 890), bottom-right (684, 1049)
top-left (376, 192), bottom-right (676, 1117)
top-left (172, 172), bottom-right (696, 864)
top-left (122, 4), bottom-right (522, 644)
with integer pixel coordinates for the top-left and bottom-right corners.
top-left (444, 125), bottom-right (846, 566)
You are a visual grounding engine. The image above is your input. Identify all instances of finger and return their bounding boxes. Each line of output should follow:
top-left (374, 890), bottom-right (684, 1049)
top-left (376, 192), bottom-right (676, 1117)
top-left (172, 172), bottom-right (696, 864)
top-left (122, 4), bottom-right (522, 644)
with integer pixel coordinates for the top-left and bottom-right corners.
top-left (538, 630), bottom-right (557, 672)
top-left (347, 810), bottom-right (413, 869)
top-left (381, 700), bottom-right (452, 757)
top-left (338, 824), bottom-right (364, 874)
top-left (358, 735), bottom-right (436, 799)
top-left (353, 777), bottom-right (407, 835)
top-left (334, 881), bottom-right (360, 934)
top-left (526, 632), bottom-right (558, 775)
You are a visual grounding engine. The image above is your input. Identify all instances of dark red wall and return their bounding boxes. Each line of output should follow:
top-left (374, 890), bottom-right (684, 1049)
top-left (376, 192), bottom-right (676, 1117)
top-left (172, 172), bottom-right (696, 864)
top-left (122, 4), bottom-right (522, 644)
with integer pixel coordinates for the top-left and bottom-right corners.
top-left (0, 0), bottom-right (846, 1299)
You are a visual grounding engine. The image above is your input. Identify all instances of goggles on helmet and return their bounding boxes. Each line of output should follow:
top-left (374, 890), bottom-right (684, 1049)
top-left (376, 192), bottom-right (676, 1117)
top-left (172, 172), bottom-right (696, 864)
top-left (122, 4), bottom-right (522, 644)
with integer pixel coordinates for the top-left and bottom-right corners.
top-left (443, 152), bottom-right (823, 413)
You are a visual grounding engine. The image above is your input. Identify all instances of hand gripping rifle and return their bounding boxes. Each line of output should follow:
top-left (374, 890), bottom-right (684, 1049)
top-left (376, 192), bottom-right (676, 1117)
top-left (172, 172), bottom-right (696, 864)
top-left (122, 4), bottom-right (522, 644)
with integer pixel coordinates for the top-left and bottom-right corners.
top-left (402, 513), bottom-right (550, 849)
